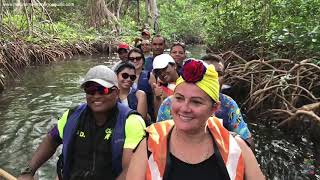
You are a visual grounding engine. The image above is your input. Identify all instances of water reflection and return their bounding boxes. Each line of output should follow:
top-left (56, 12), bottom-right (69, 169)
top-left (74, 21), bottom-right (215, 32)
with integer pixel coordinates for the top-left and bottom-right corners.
top-left (0, 54), bottom-right (318, 180)
top-left (251, 123), bottom-right (318, 180)
top-left (0, 55), bottom-right (114, 179)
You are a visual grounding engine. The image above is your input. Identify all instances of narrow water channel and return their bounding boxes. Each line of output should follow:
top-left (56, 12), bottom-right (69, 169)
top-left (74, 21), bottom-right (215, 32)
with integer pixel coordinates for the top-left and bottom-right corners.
top-left (0, 52), bottom-right (318, 179)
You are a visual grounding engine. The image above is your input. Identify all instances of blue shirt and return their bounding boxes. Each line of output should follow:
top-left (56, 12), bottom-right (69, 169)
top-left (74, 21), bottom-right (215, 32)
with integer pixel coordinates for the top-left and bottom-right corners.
top-left (144, 56), bottom-right (154, 73)
top-left (157, 94), bottom-right (252, 140)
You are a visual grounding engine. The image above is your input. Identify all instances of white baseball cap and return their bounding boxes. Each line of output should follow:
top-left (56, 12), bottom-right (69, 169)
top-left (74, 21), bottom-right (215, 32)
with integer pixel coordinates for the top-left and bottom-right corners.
top-left (152, 54), bottom-right (175, 70)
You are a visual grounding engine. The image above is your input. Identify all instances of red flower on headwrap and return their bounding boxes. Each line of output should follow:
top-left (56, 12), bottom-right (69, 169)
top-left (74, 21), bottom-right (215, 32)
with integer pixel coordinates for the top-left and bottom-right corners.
top-left (181, 59), bottom-right (206, 83)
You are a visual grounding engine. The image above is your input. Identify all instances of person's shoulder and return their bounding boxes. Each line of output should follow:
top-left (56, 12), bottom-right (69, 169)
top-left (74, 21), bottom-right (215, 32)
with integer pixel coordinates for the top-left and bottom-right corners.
top-left (234, 135), bottom-right (251, 152)
top-left (146, 120), bottom-right (174, 132)
top-left (136, 90), bottom-right (146, 98)
top-left (162, 95), bottom-right (173, 101)
top-left (126, 114), bottom-right (145, 125)
top-left (125, 114), bottom-right (146, 134)
top-left (144, 54), bottom-right (152, 59)
top-left (162, 95), bottom-right (173, 104)
top-left (220, 93), bottom-right (238, 105)
top-left (59, 104), bottom-right (85, 120)
top-left (145, 56), bottom-right (154, 61)
top-left (127, 111), bottom-right (143, 119)
top-left (140, 70), bottom-right (150, 77)
top-left (220, 93), bottom-right (234, 100)
top-left (69, 104), bottom-right (83, 112)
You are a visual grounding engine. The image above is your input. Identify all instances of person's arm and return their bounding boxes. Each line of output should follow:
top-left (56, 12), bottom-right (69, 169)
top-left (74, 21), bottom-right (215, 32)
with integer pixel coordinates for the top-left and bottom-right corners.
top-left (152, 82), bottom-right (164, 118)
top-left (244, 137), bottom-right (255, 151)
top-left (17, 133), bottom-right (60, 180)
top-left (116, 114), bottom-right (146, 180)
top-left (136, 90), bottom-right (148, 120)
top-left (116, 149), bottom-right (134, 180)
top-left (148, 73), bottom-right (162, 119)
top-left (222, 95), bottom-right (255, 149)
top-left (234, 136), bottom-right (265, 180)
top-left (126, 139), bottom-right (148, 180)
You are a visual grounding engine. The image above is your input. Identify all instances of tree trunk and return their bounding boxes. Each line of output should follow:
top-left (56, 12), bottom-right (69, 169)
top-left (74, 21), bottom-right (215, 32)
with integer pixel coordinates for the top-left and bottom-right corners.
top-left (23, 1), bottom-right (32, 35)
top-left (117, 0), bottom-right (124, 18)
top-left (149, 0), bottom-right (158, 33)
top-left (87, 0), bottom-right (119, 32)
top-left (14, 0), bottom-right (22, 12)
top-left (122, 0), bottom-right (130, 17)
top-left (145, 0), bottom-right (151, 26)
top-left (137, 0), bottom-right (140, 25)
top-left (0, 0), bottom-right (3, 28)
top-left (34, 0), bottom-right (55, 33)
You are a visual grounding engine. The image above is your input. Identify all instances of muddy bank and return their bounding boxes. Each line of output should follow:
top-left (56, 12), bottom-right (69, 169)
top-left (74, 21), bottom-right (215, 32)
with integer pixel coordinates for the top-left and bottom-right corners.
top-left (0, 40), bottom-right (117, 92)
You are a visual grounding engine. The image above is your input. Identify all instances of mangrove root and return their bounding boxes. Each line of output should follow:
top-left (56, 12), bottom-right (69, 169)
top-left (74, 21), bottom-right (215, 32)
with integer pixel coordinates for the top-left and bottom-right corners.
top-left (222, 51), bottom-right (320, 127)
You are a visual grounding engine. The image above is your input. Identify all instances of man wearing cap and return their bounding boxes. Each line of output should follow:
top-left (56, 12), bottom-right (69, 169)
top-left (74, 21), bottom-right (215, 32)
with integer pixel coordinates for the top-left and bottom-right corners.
top-left (18, 65), bottom-right (146, 180)
top-left (112, 43), bottom-right (130, 71)
top-left (141, 29), bottom-right (151, 40)
top-left (152, 54), bottom-right (179, 118)
top-left (152, 54), bottom-right (179, 98)
top-left (144, 35), bottom-right (166, 73)
top-left (117, 43), bottom-right (130, 61)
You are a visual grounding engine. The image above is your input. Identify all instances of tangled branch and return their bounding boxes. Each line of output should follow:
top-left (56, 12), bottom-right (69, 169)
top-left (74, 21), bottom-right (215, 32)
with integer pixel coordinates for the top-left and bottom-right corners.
top-left (222, 51), bottom-right (320, 127)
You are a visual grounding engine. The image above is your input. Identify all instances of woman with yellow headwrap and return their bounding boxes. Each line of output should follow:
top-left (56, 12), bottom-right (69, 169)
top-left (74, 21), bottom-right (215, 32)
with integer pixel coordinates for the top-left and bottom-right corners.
top-left (126, 59), bottom-right (265, 180)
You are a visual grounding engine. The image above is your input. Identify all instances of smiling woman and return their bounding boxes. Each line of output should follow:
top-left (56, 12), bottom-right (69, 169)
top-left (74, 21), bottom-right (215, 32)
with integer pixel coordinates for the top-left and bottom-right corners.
top-left (114, 62), bottom-right (148, 120)
top-left (126, 59), bottom-right (265, 180)
top-left (128, 48), bottom-right (156, 123)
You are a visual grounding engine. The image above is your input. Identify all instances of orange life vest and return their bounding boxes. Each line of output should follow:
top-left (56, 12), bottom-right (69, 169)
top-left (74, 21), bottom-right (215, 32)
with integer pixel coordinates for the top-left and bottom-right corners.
top-left (145, 117), bottom-right (244, 180)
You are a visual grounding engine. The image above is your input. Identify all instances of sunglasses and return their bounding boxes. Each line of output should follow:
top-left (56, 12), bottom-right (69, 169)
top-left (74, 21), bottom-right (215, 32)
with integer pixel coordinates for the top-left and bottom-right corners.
top-left (84, 85), bottom-right (117, 95)
top-left (129, 56), bottom-right (143, 62)
top-left (121, 73), bottom-right (137, 81)
top-left (153, 66), bottom-right (169, 77)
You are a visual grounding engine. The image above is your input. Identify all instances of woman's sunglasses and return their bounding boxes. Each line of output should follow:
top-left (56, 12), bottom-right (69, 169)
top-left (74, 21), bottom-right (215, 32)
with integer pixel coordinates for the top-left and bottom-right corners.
top-left (84, 85), bottom-right (117, 95)
top-left (121, 73), bottom-right (137, 81)
top-left (129, 56), bottom-right (143, 62)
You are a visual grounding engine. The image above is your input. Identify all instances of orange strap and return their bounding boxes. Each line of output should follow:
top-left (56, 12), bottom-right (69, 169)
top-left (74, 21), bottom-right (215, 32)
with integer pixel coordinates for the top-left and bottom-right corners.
top-left (161, 86), bottom-right (174, 96)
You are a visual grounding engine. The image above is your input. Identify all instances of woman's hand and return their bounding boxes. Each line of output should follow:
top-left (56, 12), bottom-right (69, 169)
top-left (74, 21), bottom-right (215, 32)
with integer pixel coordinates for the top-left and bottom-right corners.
top-left (152, 83), bottom-right (163, 99)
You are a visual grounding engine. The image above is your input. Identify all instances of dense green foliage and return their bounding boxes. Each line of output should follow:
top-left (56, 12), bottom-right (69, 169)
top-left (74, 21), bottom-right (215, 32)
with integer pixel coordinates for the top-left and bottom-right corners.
top-left (1, 3), bottom-right (114, 45)
top-left (1, 0), bottom-right (319, 60)
top-left (157, 0), bottom-right (204, 43)
top-left (156, 0), bottom-right (320, 60)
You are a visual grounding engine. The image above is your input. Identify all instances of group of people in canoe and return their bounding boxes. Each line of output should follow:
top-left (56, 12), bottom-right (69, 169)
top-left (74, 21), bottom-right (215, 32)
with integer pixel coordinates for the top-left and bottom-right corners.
top-left (18, 30), bottom-right (265, 180)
